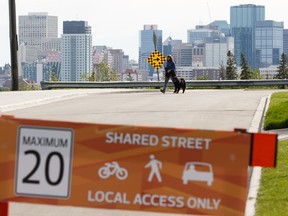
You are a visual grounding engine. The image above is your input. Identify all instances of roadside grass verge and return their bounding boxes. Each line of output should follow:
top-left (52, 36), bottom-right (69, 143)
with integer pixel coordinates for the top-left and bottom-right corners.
top-left (255, 140), bottom-right (288, 216)
top-left (256, 92), bottom-right (288, 215)
top-left (264, 92), bottom-right (288, 130)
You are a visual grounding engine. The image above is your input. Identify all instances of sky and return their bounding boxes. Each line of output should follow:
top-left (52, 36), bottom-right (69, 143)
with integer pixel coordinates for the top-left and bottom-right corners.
top-left (1, 0), bottom-right (288, 66)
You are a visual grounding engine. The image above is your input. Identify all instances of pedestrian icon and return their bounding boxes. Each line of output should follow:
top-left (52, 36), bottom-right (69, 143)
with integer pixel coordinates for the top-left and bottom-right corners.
top-left (98, 161), bottom-right (128, 180)
top-left (145, 155), bottom-right (162, 182)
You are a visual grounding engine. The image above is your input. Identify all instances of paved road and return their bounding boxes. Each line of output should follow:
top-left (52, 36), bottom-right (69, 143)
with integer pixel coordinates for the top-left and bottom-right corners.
top-left (0, 89), bottom-right (285, 216)
top-left (2, 89), bottom-right (279, 131)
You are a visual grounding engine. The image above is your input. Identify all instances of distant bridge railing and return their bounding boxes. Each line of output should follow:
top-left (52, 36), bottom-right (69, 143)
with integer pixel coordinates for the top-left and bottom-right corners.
top-left (40, 80), bottom-right (288, 90)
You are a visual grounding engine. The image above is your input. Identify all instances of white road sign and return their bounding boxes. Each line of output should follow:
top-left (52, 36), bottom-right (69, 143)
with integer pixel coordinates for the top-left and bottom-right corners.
top-left (15, 126), bottom-right (74, 198)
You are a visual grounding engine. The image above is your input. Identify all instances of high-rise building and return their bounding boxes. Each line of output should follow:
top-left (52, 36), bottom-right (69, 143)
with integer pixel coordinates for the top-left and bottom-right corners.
top-left (60, 21), bottom-right (93, 81)
top-left (63, 21), bottom-right (91, 34)
top-left (230, 4), bottom-right (265, 68)
top-left (41, 38), bottom-right (61, 53)
top-left (93, 46), bottom-right (113, 66)
top-left (19, 12), bottom-right (58, 47)
top-left (187, 29), bottom-right (218, 44)
top-left (283, 29), bottom-right (288, 57)
top-left (18, 12), bottom-right (58, 77)
top-left (139, 25), bottom-right (162, 78)
top-left (172, 43), bottom-right (193, 67)
top-left (109, 49), bottom-right (124, 73)
top-left (255, 21), bottom-right (283, 68)
top-left (192, 41), bottom-right (205, 67)
top-left (205, 35), bottom-right (234, 67)
top-left (162, 37), bottom-right (182, 57)
top-left (123, 55), bottom-right (129, 72)
top-left (196, 20), bottom-right (231, 37)
top-left (92, 46), bottom-right (113, 77)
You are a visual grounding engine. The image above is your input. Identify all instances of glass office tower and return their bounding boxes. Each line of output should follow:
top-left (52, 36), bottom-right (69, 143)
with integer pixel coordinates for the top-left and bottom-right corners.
top-left (63, 21), bottom-right (91, 34)
top-left (139, 25), bottom-right (162, 78)
top-left (230, 4), bottom-right (265, 68)
top-left (283, 29), bottom-right (288, 57)
top-left (163, 37), bottom-right (182, 57)
top-left (255, 21), bottom-right (283, 68)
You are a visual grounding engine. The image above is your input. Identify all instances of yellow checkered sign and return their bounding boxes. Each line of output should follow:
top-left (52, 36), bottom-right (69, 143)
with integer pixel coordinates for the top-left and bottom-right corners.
top-left (147, 50), bottom-right (166, 69)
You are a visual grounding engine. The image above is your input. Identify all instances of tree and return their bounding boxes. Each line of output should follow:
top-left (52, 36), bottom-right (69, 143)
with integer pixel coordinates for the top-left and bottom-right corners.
top-left (240, 52), bottom-right (253, 79)
top-left (96, 61), bottom-right (118, 81)
top-left (80, 71), bottom-right (96, 81)
top-left (82, 61), bottom-right (118, 81)
top-left (49, 72), bottom-right (59, 81)
top-left (226, 50), bottom-right (238, 80)
top-left (275, 53), bottom-right (288, 79)
top-left (88, 71), bottom-right (97, 81)
top-left (251, 68), bottom-right (262, 79)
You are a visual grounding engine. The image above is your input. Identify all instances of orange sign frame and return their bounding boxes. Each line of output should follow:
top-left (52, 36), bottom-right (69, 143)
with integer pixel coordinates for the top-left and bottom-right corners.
top-left (0, 116), bottom-right (277, 215)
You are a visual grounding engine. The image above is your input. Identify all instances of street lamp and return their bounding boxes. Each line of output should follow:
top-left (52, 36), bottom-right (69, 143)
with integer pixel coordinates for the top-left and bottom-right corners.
top-left (8, 0), bottom-right (19, 91)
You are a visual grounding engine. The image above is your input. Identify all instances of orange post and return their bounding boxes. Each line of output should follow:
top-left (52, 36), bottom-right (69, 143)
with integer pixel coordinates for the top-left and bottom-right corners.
top-left (251, 133), bottom-right (278, 167)
top-left (0, 202), bottom-right (9, 216)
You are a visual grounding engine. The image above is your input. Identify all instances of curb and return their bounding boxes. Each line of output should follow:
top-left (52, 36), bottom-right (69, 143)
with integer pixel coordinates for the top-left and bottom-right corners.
top-left (245, 94), bottom-right (271, 216)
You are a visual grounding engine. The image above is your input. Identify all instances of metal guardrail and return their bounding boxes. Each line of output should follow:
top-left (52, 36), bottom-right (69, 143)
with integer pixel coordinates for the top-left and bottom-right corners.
top-left (40, 79), bottom-right (288, 90)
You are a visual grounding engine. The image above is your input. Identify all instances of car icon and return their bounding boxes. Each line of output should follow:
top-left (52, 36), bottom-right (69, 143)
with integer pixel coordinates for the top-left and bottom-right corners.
top-left (182, 162), bottom-right (214, 186)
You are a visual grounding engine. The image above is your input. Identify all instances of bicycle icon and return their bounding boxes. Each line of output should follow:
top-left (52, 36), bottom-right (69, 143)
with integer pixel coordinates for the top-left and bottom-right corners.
top-left (98, 161), bottom-right (128, 180)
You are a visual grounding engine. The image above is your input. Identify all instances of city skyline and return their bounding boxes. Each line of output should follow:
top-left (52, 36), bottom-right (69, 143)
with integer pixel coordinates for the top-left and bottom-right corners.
top-left (1, 0), bottom-right (288, 66)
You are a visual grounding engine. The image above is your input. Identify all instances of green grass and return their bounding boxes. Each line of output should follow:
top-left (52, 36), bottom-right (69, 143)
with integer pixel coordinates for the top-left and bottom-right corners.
top-left (255, 140), bottom-right (288, 216)
top-left (255, 93), bottom-right (288, 215)
top-left (264, 92), bottom-right (288, 130)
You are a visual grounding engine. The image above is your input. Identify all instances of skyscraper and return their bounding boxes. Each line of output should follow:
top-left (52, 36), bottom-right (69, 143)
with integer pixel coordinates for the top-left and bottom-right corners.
top-left (196, 20), bottom-right (231, 37)
top-left (255, 21), bottom-right (283, 68)
top-left (18, 12), bottom-right (58, 77)
top-left (192, 41), bottom-right (205, 67)
top-left (18, 12), bottom-right (58, 47)
top-left (230, 4), bottom-right (265, 68)
top-left (109, 49), bottom-right (124, 73)
top-left (60, 21), bottom-right (93, 81)
top-left (139, 25), bottom-right (162, 78)
top-left (162, 37), bottom-right (182, 57)
top-left (283, 29), bottom-right (288, 57)
top-left (63, 21), bottom-right (91, 34)
top-left (187, 29), bottom-right (217, 44)
top-left (172, 43), bottom-right (193, 67)
top-left (205, 36), bottom-right (234, 67)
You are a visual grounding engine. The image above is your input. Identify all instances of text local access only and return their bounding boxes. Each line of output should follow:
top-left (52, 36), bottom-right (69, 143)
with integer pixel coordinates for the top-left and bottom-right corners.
top-left (88, 190), bottom-right (221, 210)
top-left (105, 132), bottom-right (211, 150)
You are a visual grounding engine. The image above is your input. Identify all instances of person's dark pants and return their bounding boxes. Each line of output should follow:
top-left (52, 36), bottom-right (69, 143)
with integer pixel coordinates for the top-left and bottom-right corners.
top-left (162, 75), bottom-right (171, 93)
top-left (162, 72), bottom-right (176, 93)
top-left (163, 72), bottom-right (176, 93)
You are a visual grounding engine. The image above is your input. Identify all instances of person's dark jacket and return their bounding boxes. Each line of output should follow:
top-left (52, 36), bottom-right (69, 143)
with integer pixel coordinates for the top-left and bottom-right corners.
top-left (164, 61), bottom-right (176, 77)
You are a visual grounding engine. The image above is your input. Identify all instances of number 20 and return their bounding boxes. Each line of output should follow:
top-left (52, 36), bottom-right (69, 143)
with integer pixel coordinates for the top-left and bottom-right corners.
top-left (22, 150), bottom-right (64, 186)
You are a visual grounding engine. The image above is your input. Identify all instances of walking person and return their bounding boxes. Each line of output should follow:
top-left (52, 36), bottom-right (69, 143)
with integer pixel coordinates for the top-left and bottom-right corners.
top-left (145, 154), bottom-right (162, 182)
top-left (160, 54), bottom-right (176, 94)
